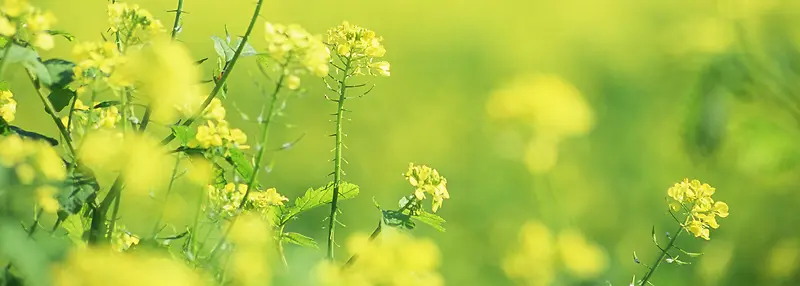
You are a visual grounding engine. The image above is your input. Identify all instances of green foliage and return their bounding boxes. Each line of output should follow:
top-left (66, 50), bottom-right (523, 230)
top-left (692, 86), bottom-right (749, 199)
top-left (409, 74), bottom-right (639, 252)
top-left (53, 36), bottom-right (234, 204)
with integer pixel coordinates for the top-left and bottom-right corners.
top-left (283, 182), bottom-right (360, 224)
top-left (224, 148), bottom-right (261, 189)
top-left (0, 220), bottom-right (51, 286)
top-left (211, 34), bottom-right (256, 63)
top-left (282, 232), bottom-right (318, 249)
top-left (171, 125), bottom-right (196, 146)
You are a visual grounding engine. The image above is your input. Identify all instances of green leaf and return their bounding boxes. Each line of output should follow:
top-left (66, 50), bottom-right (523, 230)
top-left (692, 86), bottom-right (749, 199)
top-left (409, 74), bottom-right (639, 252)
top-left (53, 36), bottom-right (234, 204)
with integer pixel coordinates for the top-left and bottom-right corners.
top-left (43, 58), bottom-right (76, 89)
top-left (8, 125), bottom-right (58, 146)
top-left (171, 125), bottom-right (196, 145)
top-left (224, 148), bottom-right (261, 189)
top-left (47, 30), bottom-right (75, 41)
top-left (47, 87), bottom-right (75, 112)
top-left (233, 37), bottom-right (258, 57)
top-left (93, 100), bottom-right (121, 109)
top-left (0, 220), bottom-right (52, 286)
top-left (411, 210), bottom-right (446, 232)
top-left (282, 232), bottom-right (318, 249)
top-left (23, 58), bottom-right (52, 86)
top-left (61, 214), bottom-right (88, 247)
top-left (382, 209), bottom-right (414, 230)
top-left (285, 182), bottom-right (360, 221)
top-left (211, 35), bottom-right (235, 62)
top-left (2, 44), bottom-right (38, 64)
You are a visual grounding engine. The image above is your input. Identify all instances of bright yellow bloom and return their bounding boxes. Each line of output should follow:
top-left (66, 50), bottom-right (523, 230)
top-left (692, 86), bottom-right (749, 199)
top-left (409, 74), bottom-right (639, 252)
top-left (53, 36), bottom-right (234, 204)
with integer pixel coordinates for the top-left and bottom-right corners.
top-left (286, 75), bottom-right (301, 90)
top-left (404, 163), bottom-right (450, 212)
top-left (0, 90), bottom-right (15, 122)
top-left (32, 32), bottom-right (54, 50)
top-left (667, 179), bottom-right (729, 240)
top-left (202, 98), bottom-right (227, 121)
top-left (0, 134), bottom-right (67, 185)
top-left (206, 183), bottom-right (287, 217)
top-left (263, 22), bottom-right (331, 79)
top-left (326, 21), bottom-right (390, 77)
top-left (35, 144), bottom-right (67, 180)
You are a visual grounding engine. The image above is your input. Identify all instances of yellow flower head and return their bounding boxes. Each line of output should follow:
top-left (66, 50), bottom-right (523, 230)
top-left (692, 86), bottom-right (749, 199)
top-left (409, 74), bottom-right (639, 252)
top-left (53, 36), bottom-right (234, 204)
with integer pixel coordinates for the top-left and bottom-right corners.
top-left (326, 21), bottom-right (390, 77)
top-left (0, 134), bottom-right (67, 185)
top-left (263, 22), bottom-right (331, 79)
top-left (0, 89), bottom-right (16, 122)
top-left (404, 163), bottom-right (450, 212)
top-left (107, 2), bottom-right (164, 46)
top-left (666, 179), bottom-right (729, 240)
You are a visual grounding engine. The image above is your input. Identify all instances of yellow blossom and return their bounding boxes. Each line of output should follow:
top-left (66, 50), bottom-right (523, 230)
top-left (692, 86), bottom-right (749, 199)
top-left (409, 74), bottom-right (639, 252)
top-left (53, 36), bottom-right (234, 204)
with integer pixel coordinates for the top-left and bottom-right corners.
top-left (2, 0), bottom-right (27, 18)
top-left (202, 98), bottom-right (226, 121)
top-left (263, 22), bottom-right (331, 79)
top-left (35, 185), bottom-right (60, 213)
top-left (286, 75), bottom-right (301, 90)
top-left (503, 221), bottom-right (556, 286)
top-left (0, 89), bottom-right (16, 122)
top-left (404, 163), bottom-right (450, 212)
top-left (326, 21), bottom-right (390, 77)
top-left (0, 17), bottom-right (15, 36)
top-left (667, 179), bottom-right (729, 240)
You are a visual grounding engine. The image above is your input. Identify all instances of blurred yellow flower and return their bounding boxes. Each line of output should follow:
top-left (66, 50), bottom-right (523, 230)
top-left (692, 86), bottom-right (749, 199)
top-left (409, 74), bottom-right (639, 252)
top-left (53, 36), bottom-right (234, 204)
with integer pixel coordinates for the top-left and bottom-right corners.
top-left (556, 229), bottom-right (608, 279)
top-left (53, 247), bottom-right (208, 286)
top-left (0, 17), bottom-right (15, 36)
top-left (317, 229), bottom-right (443, 286)
top-left (503, 221), bottom-right (556, 286)
top-left (264, 22), bottom-right (331, 78)
top-left (35, 185), bottom-right (60, 213)
top-left (2, 0), bottom-right (26, 18)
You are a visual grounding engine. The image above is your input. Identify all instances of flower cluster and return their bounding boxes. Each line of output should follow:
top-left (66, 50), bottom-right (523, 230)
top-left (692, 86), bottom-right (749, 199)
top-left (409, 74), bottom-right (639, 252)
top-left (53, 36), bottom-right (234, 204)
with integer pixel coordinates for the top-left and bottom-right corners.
top-left (205, 183), bottom-right (288, 218)
top-left (228, 213), bottom-right (275, 286)
top-left (667, 179), bottom-right (730, 240)
top-left (503, 221), bottom-right (608, 285)
top-left (326, 21), bottom-right (390, 76)
top-left (316, 229), bottom-right (443, 286)
top-left (404, 163), bottom-right (450, 212)
top-left (72, 41), bottom-right (126, 90)
top-left (0, 89), bottom-right (15, 122)
top-left (53, 248), bottom-right (207, 286)
top-left (111, 225), bottom-right (140, 252)
top-left (263, 22), bottom-right (331, 89)
top-left (60, 99), bottom-right (122, 135)
top-left (0, 0), bottom-right (56, 50)
top-left (107, 2), bottom-right (164, 47)
top-left (0, 134), bottom-right (66, 213)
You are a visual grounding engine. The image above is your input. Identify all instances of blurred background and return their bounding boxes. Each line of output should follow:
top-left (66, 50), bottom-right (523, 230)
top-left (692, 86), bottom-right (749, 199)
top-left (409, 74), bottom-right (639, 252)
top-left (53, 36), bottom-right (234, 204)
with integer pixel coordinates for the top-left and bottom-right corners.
top-left (7, 0), bottom-right (800, 284)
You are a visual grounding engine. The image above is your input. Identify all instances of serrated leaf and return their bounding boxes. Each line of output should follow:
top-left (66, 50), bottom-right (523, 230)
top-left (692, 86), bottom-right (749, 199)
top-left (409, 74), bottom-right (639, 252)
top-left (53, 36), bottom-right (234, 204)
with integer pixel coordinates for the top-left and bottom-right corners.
top-left (43, 58), bottom-right (76, 89)
top-left (47, 87), bottom-right (75, 112)
top-left (61, 214), bottom-right (88, 247)
top-left (233, 37), bottom-right (257, 57)
top-left (171, 125), bottom-right (196, 146)
top-left (382, 209), bottom-right (415, 230)
top-left (282, 232), bottom-right (318, 249)
top-left (285, 182), bottom-right (360, 221)
top-left (211, 35), bottom-right (235, 62)
top-left (411, 210), bottom-right (446, 232)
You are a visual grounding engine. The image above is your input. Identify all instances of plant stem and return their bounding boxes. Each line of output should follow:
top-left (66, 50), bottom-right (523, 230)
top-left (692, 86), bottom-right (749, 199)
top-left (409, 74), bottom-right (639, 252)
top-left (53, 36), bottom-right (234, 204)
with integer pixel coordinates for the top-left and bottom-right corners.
top-left (238, 71), bottom-right (284, 207)
top-left (342, 219), bottom-right (381, 269)
top-left (278, 225), bottom-right (288, 269)
top-left (160, 0), bottom-right (265, 146)
top-left (27, 72), bottom-right (76, 156)
top-left (326, 55), bottom-right (353, 260)
top-left (88, 0), bottom-right (264, 244)
top-left (639, 225), bottom-right (685, 285)
top-left (150, 156), bottom-right (182, 238)
top-left (170, 0), bottom-right (185, 39)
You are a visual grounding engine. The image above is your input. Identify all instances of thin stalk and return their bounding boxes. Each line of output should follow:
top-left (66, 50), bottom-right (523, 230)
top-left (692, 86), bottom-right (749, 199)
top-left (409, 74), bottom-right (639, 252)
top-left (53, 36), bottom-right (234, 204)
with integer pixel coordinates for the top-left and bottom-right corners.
top-left (27, 72), bottom-right (76, 155)
top-left (277, 225), bottom-right (289, 269)
top-left (342, 219), bottom-right (381, 268)
top-left (160, 0), bottom-right (265, 146)
top-left (639, 225), bottom-right (685, 285)
top-left (88, 0), bottom-right (265, 244)
top-left (207, 71), bottom-right (285, 262)
top-left (187, 184), bottom-right (207, 260)
top-left (150, 157), bottom-right (182, 238)
top-left (170, 0), bottom-right (185, 39)
top-left (326, 55), bottom-right (353, 260)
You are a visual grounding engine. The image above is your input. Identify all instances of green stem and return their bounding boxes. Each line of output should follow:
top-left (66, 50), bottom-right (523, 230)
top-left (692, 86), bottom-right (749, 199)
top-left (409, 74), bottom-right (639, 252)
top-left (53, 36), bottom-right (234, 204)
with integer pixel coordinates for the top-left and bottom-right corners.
top-left (88, 0), bottom-right (264, 244)
top-left (187, 185), bottom-right (206, 261)
top-left (342, 219), bottom-right (381, 269)
top-left (278, 225), bottom-right (289, 269)
top-left (150, 156), bottom-right (182, 238)
top-left (238, 71), bottom-right (284, 207)
top-left (27, 72), bottom-right (76, 156)
top-left (326, 55), bottom-right (353, 260)
top-left (170, 0), bottom-right (185, 39)
top-left (639, 225), bottom-right (684, 285)
top-left (160, 0), bottom-right (265, 146)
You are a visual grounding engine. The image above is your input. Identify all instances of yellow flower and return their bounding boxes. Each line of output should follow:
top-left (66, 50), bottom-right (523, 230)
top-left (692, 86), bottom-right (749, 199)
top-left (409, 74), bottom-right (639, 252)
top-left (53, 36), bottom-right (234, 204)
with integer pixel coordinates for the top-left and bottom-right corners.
top-left (326, 21), bottom-right (389, 76)
top-left (503, 221), bottom-right (556, 286)
top-left (15, 163), bottom-right (35, 184)
top-left (370, 61), bottom-right (390, 77)
top-left (26, 10), bottom-right (55, 32)
top-left (667, 179), bottom-right (729, 240)
top-left (2, 0), bottom-right (28, 18)
top-left (202, 98), bottom-right (226, 121)
top-left (35, 185), bottom-right (60, 213)
top-left (556, 229), bottom-right (608, 279)
top-left (713, 201), bottom-right (729, 217)
top-left (33, 32), bottom-right (54, 50)
top-left (0, 90), bottom-right (16, 122)
top-left (35, 146), bottom-right (66, 180)
top-left (0, 17), bottom-right (16, 36)
top-left (286, 75), bottom-right (301, 90)
top-left (263, 22), bottom-right (331, 78)
top-left (404, 163), bottom-right (450, 212)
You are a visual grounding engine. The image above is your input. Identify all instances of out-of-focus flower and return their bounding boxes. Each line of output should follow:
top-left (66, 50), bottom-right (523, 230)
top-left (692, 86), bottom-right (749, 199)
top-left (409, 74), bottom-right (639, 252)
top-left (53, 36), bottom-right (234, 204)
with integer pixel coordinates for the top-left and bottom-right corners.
top-left (263, 22), bottom-right (331, 78)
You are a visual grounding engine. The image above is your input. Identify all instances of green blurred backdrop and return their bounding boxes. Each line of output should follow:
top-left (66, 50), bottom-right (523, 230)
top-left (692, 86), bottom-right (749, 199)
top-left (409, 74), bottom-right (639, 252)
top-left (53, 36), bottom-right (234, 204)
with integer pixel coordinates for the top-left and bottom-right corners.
top-left (9, 0), bottom-right (800, 284)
